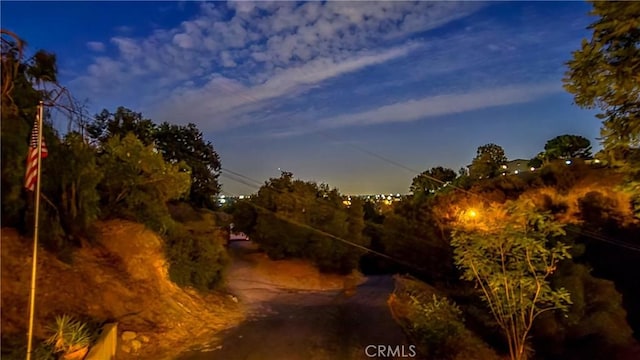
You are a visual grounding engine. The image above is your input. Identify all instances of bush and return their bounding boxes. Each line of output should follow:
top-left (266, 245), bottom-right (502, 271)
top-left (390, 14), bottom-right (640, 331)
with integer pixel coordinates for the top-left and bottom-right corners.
top-left (577, 191), bottom-right (624, 229)
top-left (408, 294), bottom-right (465, 358)
top-left (539, 161), bottom-right (590, 193)
top-left (390, 276), bottom-right (502, 360)
top-left (532, 262), bottom-right (635, 359)
top-left (540, 194), bottom-right (569, 216)
top-left (166, 223), bottom-right (229, 290)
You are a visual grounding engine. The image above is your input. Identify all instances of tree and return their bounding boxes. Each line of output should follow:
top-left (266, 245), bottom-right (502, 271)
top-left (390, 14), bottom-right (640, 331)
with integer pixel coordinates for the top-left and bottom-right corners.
top-left (47, 132), bottom-right (103, 238)
top-left (469, 143), bottom-right (508, 179)
top-left (563, 2), bottom-right (640, 154)
top-left (410, 166), bottom-right (457, 197)
top-left (543, 134), bottom-right (592, 160)
top-left (97, 133), bottom-right (191, 233)
top-left (527, 157), bottom-right (543, 169)
top-left (87, 107), bottom-right (156, 146)
top-left (235, 172), bottom-right (366, 274)
top-left (154, 122), bottom-right (221, 208)
top-left (451, 200), bottom-right (572, 360)
top-left (1, 30), bottom-right (59, 228)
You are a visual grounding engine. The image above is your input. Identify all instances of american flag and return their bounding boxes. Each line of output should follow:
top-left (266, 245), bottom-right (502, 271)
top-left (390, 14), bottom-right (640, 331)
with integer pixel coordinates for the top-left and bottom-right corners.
top-left (24, 115), bottom-right (48, 192)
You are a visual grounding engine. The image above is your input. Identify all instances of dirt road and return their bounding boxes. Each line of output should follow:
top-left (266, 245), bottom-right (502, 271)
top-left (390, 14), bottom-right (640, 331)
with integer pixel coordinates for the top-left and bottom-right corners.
top-left (176, 242), bottom-right (413, 360)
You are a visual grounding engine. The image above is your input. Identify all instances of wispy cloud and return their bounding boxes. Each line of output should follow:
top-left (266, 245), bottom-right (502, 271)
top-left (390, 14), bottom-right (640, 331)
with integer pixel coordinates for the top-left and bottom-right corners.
top-left (270, 83), bottom-right (563, 137)
top-left (69, 1), bottom-right (483, 127)
top-left (86, 41), bottom-right (105, 52)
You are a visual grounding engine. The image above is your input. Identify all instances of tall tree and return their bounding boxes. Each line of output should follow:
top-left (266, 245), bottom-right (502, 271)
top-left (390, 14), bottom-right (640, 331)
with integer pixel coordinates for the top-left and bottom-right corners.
top-left (1, 30), bottom-right (59, 227)
top-left (410, 166), bottom-right (457, 197)
top-left (543, 134), bottom-right (592, 160)
top-left (451, 200), bottom-right (572, 360)
top-left (47, 132), bottom-right (103, 238)
top-left (234, 172), bottom-right (365, 274)
top-left (563, 1), bottom-right (640, 154)
top-left (98, 133), bottom-right (191, 233)
top-left (87, 107), bottom-right (156, 146)
top-left (469, 143), bottom-right (508, 179)
top-left (154, 122), bottom-right (221, 209)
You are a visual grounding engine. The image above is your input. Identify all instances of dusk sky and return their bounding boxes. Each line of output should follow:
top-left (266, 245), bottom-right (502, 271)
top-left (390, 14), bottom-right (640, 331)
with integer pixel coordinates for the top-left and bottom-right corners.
top-left (2, 1), bottom-right (602, 195)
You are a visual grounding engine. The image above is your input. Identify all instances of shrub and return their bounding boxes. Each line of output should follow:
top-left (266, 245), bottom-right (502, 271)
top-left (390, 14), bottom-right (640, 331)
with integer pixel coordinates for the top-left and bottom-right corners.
top-left (577, 191), bottom-right (624, 229)
top-left (166, 223), bottom-right (229, 290)
top-left (408, 294), bottom-right (465, 358)
top-left (539, 194), bottom-right (569, 216)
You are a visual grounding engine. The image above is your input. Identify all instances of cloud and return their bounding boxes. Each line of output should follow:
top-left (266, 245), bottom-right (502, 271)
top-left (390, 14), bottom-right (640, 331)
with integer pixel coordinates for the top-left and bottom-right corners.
top-left (86, 41), bottom-right (105, 52)
top-left (153, 42), bottom-right (421, 131)
top-left (270, 83), bottom-right (563, 137)
top-left (70, 2), bottom-right (482, 112)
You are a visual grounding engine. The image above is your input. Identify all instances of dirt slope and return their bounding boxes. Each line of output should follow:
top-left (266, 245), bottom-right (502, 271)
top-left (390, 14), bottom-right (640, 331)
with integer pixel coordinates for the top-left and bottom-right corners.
top-left (1, 220), bottom-right (244, 359)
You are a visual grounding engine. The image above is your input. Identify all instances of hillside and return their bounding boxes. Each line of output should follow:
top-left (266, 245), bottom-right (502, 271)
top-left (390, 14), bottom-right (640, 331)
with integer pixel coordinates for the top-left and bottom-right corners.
top-left (1, 220), bottom-right (244, 360)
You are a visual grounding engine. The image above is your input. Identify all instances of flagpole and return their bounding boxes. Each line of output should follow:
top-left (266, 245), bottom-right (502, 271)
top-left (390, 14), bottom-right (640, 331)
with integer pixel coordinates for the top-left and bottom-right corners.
top-left (26, 101), bottom-right (45, 360)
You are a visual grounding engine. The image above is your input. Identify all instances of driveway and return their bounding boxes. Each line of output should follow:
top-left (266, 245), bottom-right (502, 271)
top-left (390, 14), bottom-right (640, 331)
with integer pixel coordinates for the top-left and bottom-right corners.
top-left (176, 242), bottom-right (413, 360)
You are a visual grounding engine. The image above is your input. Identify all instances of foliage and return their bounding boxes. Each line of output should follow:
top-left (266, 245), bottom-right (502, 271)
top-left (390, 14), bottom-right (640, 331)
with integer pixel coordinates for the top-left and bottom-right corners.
top-left (543, 134), bottom-right (592, 160)
top-left (563, 1), bottom-right (640, 153)
top-left (97, 133), bottom-right (191, 234)
top-left (538, 161), bottom-right (587, 194)
top-left (1, 30), bottom-right (59, 228)
top-left (2, 30), bottom-right (58, 110)
top-left (46, 132), bottom-right (103, 239)
top-left (390, 276), bottom-right (501, 360)
top-left (527, 157), bottom-right (543, 169)
top-left (533, 263), bottom-right (635, 359)
top-left (87, 107), bottom-right (156, 146)
top-left (451, 200), bottom-right (572, 360)
top-left (1, 106), bottom-right (31, 227)
top-left (232, 172), bottom-right (368, 274)
top-left (407, 294), bottom-right (465, 359)
top-left (154, 122), bottom-right (221, 209)
top-left (0, 334), bottom-right (56, 360)
top-left (381, 198), bottom-right (454, 281)
top-left (166, 222), bottom-right (229, 290)
top-left (577, 191), bottom-right (625, 230)
top-left (44, 315), bottom-right (94, 357)
top-left (410, 166), bottom-right (457, 198)
top-left (469, 143), bottom-right (508, 180)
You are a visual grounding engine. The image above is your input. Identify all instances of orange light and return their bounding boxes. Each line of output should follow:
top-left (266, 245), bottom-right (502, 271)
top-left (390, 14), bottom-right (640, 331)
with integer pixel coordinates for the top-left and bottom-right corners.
top-left (467, 209), bottom-right (478, 218)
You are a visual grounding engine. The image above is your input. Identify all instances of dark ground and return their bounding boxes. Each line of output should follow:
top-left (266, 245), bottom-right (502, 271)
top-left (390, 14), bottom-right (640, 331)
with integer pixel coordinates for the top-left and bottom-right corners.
top-left (176, 242), bottom-right (413, 360)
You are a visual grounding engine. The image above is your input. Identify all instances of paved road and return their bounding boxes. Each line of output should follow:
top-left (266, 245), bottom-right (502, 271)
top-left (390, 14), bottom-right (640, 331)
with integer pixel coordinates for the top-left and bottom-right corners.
top-left (176, 243), bottom-right (413, 360)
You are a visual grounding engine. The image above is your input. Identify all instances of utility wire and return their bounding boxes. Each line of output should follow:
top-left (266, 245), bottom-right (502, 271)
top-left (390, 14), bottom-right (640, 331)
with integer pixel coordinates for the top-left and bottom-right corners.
top-left (223, 139), bottom-right (640, 253)
top-left (39, 84), bottom-right (639, 253)
top-left (220, 172), bottom-right (434, 275)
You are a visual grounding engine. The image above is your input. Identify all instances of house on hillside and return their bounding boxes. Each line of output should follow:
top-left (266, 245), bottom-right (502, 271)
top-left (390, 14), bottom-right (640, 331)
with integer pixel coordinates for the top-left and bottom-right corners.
top-left (502, 159), bottom-right (532, 175)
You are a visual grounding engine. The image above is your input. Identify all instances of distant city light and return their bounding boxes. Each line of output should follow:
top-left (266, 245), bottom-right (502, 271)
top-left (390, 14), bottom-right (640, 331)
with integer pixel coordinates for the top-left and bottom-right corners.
top-left (239, 195), bottom-right (245, 199)
top-left (565, 160), bottom-right (572, 165)
top-left (514, 170), bottom-right (519, 174)
top-left (530, 167), bottom-right (535, 171)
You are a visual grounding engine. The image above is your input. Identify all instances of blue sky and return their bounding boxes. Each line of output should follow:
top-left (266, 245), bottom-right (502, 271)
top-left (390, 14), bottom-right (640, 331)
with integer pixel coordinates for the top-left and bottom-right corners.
top-left (2, 1), bottom-right (601, 195)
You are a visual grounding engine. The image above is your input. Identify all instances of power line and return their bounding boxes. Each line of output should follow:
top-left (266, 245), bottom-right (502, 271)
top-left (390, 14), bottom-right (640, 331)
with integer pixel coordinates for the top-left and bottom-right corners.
top-left (316, 130), bottom-right (484, 200)
top-left (297, 130), bottom-right (640, 253)
top-left (37, 82), bottom-right (638, 253)
top-left (220, 174), bottom-right (433, 275)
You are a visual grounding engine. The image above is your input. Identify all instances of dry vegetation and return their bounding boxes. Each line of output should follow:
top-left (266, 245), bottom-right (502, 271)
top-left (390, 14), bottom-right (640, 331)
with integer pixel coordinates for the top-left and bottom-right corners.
top-left (1, 220), bottom-right (244, 360)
